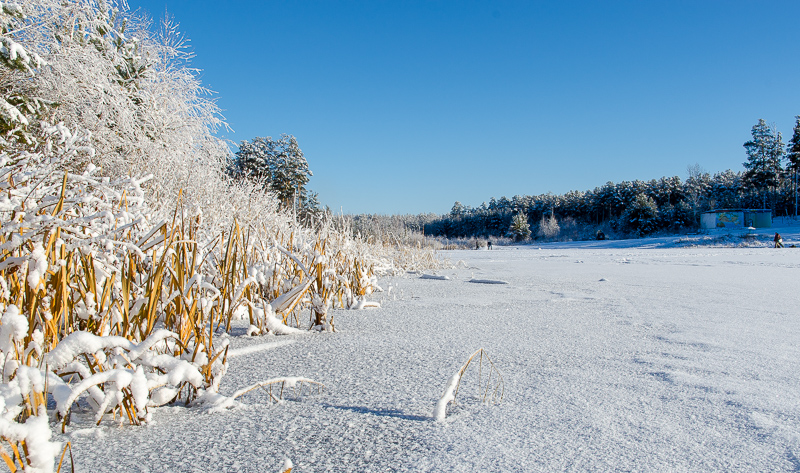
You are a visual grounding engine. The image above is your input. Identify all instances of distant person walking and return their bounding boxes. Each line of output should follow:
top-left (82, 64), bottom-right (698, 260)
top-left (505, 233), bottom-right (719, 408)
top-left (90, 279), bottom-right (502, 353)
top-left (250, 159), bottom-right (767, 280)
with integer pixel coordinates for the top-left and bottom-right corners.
top-left (487, 241), bottom-right (493, 250)
top-left (774, 232), bottom-right (784, 248)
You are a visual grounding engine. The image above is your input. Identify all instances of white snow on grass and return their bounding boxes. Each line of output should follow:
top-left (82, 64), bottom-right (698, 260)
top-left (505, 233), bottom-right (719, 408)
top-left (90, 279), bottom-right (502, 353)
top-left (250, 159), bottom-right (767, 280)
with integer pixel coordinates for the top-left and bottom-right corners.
top-left (64, 235), bottom-right (800, 472)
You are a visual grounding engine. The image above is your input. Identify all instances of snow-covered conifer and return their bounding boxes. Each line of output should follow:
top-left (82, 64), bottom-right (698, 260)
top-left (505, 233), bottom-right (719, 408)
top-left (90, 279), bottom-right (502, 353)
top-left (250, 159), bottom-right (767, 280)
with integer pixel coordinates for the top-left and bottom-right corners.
top-left (508, 212), bottom-right (531, 241)
top-left (233, 134), bottom-right (313, 210)
top-left (743, 119), bottom-right (784, 209)
top-left (785, 116), bottom-right (800, 216)
top-left (622, 193), bottom-right (659, 236)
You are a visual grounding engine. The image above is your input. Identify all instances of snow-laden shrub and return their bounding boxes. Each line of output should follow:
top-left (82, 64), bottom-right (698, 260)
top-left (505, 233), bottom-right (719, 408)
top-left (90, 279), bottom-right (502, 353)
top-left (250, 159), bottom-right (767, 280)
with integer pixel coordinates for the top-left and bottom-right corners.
top-left (536, 213), bottom-right (560, 240)
top-left (1, 0), bottom-right (250, 236)
top-left (0, 2), bottom-right (440, 469)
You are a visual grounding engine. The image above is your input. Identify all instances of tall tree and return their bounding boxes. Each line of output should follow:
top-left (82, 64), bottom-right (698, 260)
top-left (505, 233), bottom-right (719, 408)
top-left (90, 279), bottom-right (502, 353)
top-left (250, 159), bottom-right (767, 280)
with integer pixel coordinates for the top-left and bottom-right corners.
top-left (234, 134), bottom-right (312, 209)
top-left (622, 194), bottom-right (659, 236)
top-left (785, 116), bottom-right (800, 217)
top-left (508, 212), bottom-right (531, 241)
top-left (450, 201), bottom-right (467, 218)
top-left (743, 119), bottom-right (784, 209)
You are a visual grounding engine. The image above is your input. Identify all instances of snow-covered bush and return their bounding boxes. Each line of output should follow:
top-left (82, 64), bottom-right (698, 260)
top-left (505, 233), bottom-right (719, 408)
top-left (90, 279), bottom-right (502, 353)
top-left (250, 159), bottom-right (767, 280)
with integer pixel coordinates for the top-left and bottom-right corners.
top-left (0, 2), bottom-right (49, 152)
top-left (0, 2), bottom-right (441, 469)
top-left (536, 213), bottom-right (560, 240)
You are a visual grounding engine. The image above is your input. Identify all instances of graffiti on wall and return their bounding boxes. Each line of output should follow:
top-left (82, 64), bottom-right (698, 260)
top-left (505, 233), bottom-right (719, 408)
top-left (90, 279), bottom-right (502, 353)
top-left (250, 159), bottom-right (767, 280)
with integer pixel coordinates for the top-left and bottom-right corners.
top-left (715, 212), bottom-right (741, 227)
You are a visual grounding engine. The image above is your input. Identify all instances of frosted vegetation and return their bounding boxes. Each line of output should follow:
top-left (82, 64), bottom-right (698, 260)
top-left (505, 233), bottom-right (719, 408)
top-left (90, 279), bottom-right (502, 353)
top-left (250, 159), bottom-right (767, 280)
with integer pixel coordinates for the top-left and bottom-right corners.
top-left (2, 1), bottom-right (795, 471)
top-left (0, 1), bottom-right (443, 470)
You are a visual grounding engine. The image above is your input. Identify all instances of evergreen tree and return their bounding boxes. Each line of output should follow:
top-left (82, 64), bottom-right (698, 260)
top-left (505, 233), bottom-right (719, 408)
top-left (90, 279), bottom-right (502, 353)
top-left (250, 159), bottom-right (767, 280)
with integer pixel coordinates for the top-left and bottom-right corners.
top-left (669, 200), bottom-right (696, 228)
top-left (709, 170), bottom-right (744, 209)
top-left (508, 212), bottom-right (531, 241)
top-left (234, 134), bottom-right (313, 209)
top-left (743, 119), bottom-right (784, 209)
top-left (786, 116), bottom-right (800, 216)
top-left (299, 190), bottom-right (324, 225)
top-left (622, 194), bottom-right (659, 236)
top-left (450, 201), bottom-right (467, 218)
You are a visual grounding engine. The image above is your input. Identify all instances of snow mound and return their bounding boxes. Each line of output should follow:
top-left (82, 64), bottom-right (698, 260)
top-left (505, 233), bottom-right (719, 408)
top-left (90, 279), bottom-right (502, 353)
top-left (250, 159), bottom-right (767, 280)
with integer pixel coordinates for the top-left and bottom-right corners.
top-left (468, 279), bottom-right (509, 285)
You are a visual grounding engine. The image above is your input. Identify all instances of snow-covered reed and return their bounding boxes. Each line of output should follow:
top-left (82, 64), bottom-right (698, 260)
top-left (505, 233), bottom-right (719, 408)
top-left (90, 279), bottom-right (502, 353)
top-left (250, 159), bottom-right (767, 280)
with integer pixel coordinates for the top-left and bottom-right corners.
top-left (434, 348), bottom-right (504, 422)
top-left (0, 138), bottom-right (418, 468)
top-left (0, 2), bottom-right (445, 469)
top-left (0, 135), bottom-right (422, 470)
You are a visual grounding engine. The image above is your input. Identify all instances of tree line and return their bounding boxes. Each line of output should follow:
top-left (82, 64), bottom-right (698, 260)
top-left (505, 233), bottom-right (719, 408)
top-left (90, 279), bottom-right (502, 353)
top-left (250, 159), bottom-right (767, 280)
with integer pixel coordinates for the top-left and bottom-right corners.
top-left (222, 111), bottom-right (800, 241)
top-left (369, 117), bottom-right (800, 241)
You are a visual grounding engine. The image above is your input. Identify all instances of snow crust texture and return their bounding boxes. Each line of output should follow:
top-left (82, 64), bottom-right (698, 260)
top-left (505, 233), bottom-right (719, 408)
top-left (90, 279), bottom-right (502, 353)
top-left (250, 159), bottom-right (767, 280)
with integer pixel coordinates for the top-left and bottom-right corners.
top-left (67, 244), bottom-right (800, 472)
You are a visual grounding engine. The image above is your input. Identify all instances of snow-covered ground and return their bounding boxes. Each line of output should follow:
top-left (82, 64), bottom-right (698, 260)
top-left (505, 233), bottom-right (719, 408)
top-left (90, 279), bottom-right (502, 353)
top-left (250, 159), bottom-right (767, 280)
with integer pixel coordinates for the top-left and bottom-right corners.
top-left (66, 226), bottom-right (800, 472)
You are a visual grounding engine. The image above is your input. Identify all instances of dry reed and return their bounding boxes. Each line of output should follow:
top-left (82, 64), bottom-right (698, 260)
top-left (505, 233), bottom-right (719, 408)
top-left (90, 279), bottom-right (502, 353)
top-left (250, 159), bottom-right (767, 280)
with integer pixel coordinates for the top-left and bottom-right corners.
top-left (0, 153), bottom-right (445, 469)
top-left (435, 348), bottom-right (504, 422)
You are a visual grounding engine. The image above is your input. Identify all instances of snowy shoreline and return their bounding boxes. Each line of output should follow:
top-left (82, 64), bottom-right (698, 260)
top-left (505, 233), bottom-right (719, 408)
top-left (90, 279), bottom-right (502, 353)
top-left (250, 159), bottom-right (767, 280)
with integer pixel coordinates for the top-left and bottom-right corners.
top-left (66, 240), bottom-right (800, 472)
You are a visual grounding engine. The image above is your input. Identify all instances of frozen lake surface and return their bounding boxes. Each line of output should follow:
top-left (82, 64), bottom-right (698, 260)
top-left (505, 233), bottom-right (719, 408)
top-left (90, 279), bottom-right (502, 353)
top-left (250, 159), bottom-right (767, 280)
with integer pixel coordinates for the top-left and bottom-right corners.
top-left (68, 229), bottom-right (800, 472)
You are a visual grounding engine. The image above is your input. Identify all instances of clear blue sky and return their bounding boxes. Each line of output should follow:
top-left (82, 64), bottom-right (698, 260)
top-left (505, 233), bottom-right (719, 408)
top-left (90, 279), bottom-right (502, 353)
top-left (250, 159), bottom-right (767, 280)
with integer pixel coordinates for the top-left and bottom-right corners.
top-left (132, 0), bottom-right (800, 215)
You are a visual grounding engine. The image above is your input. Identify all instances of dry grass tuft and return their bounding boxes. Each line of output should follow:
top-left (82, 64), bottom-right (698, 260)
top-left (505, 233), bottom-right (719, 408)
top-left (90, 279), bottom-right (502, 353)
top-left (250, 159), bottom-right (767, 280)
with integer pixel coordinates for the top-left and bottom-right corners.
top-left (435, 348), bottom-right (504, 422)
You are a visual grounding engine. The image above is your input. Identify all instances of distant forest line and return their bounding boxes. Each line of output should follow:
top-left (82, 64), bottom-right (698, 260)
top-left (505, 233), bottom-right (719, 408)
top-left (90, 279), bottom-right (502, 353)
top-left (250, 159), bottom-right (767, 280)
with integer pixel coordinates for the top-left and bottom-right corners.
top-left (346, 118), bottom-right (800, 242)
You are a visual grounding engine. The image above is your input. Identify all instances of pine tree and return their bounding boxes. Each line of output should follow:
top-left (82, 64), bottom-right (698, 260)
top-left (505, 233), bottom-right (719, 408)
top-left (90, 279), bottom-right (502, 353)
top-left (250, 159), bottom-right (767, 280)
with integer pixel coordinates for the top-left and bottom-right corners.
top-left (450, 201), bottom-right (466, 217)
top-left (622, 194), bottom-right (659, 236)
top-left (508, 212), bottom-right (531, 241)
top-left (298, 190), bottom-right (323, 225)
top-left (786, 116), bottom-right (800, 217)
top-left (743, 119), bottom-right (784, 209)
top-left (234, 134), bottom-right (313, 209)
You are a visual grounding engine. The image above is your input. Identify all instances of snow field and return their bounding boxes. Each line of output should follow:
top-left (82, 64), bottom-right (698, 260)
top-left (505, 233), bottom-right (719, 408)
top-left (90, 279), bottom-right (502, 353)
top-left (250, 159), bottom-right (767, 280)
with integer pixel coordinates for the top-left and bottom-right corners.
top-left (65, 243), bottom-right (800, 472)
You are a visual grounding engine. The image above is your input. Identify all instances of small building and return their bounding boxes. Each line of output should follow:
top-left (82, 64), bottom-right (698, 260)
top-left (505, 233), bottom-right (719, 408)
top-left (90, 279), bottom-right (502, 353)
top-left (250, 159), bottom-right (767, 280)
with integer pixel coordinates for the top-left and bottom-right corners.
top-left (700, 209), bottom-right (772, 229)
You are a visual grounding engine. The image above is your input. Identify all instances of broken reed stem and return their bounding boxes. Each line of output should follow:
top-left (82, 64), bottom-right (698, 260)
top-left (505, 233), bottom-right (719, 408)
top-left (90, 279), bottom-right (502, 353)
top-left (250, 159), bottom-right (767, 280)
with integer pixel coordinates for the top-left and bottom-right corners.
top-left (232, 378), bottom-right (325, 404)
top-left (452, 348), bottom-right (504, 406)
